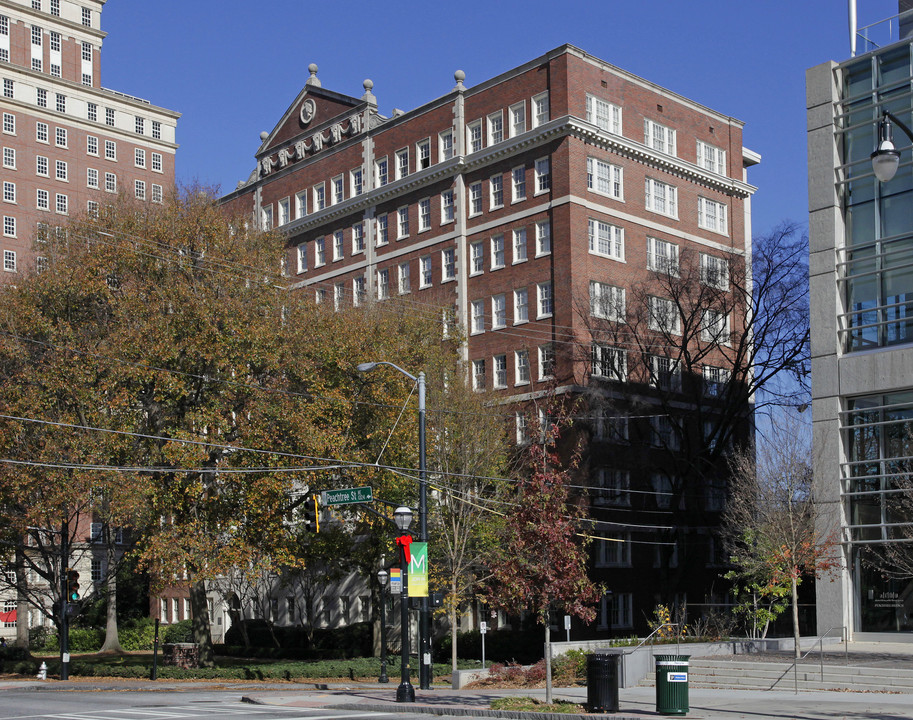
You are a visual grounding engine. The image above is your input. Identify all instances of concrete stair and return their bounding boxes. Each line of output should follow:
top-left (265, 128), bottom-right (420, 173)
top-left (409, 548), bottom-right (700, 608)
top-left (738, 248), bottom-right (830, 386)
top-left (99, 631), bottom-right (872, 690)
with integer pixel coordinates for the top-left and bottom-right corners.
top-left (638, 657), bottom-right (913, 693)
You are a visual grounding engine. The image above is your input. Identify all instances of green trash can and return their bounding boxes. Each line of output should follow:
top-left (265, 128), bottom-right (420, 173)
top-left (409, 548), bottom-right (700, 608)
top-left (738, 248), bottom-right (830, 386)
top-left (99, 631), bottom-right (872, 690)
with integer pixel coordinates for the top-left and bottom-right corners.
top-left (655, 654), bottom-right (689, 715)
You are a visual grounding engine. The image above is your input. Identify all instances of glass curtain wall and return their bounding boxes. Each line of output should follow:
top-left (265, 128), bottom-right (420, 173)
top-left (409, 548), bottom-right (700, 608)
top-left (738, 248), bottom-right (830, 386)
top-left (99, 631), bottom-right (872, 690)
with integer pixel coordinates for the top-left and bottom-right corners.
top-left (840, 45), bottom-right (913, 351)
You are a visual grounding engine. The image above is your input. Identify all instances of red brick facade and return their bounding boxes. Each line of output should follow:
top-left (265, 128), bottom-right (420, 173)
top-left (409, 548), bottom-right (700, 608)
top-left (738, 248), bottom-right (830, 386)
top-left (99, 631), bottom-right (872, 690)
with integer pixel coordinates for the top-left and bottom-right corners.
top-left (0, 0), bottom-right (179, 278)
top-left (222, 45), bottom-right (758, 633)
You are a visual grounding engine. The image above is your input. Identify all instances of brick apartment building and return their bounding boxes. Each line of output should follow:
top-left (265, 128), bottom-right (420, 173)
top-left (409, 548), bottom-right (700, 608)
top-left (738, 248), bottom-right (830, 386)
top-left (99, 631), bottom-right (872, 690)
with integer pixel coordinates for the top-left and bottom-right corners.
top-left (221, 44), bottom-right (759, 635)
top-left (0, 0), bottom-right (178, 641)
top-left (0, 0), bottom-right (179, 278)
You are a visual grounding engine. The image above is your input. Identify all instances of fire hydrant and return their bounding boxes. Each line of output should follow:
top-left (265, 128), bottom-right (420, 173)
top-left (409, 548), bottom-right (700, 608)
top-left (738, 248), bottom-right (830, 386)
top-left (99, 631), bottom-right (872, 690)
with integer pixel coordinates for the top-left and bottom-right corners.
top-left (37, 662), bottom-right (47, 680)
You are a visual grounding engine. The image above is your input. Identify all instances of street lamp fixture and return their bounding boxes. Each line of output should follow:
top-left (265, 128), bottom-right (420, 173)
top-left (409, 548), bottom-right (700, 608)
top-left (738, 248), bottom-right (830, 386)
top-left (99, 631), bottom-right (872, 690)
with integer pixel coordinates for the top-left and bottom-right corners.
top-left (376, 569), bottom-right (389, 684)
top-left (393, 505), bottom-right (414, 532)
top-left (871, 110), bottom-right (913, 183)
top-left (358, 360), bottom-right (432, 690)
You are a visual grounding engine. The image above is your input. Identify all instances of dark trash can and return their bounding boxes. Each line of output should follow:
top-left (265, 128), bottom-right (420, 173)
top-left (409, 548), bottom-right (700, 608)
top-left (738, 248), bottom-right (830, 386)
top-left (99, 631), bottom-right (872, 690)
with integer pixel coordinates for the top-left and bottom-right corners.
top-left (586, 653), bottom-right (620, 713)
top-left (655, 654), bottom-right (689, 715)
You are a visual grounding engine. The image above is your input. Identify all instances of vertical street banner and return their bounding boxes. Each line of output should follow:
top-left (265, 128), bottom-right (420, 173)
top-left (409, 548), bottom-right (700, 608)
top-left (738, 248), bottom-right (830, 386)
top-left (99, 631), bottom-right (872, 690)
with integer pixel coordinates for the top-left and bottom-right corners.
top-left (390, 568), bottom-right (402, 595)
top-left (408, 542), bottom-right (428, 597)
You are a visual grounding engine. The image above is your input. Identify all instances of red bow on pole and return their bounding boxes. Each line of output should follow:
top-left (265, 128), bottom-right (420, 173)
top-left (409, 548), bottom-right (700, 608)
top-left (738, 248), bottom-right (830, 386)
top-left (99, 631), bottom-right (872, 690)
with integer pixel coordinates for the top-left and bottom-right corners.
top-left (396, 535), bottom-right (413, 564)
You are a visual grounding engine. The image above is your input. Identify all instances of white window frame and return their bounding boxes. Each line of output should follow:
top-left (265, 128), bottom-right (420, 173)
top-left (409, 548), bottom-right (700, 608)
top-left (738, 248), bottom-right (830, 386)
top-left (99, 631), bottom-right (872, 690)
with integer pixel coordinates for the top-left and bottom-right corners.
top-left (375, 156), bottom-right (388, 186)
top-left (376, 215), bottom-right (388, 246)
top-left (36, 188), bottom-right (49, 210)
top-left (590, 281), bottom-right (625, 321)
top-left (469, 181), bottom-right (482, 216)
top-left (438, 129), bottom-right (454, 161)
top-left (36, 155), bottom-right (48, 177)
top-left (350, 166), bottom-right (363, 196)
top-left (698, 197), bottom-right (729, 235)
top-left (419, 256), bottom-right (432, 288)
top-left (352, 222), bottom-right (365, 254)
top-left (702, 365), bottom-right (730, 397)
top-left (513, 228), bottom-right (527, 263)
top-left (537, 281), bottom-right (553, 318)
top-left (585, 94), bottom-right (622, 134)
top-left (514, 287), bottom-right (529, 324)
top-left (416, 138), bottom-right (431, 170)
top-left (534, 157), bottom-right (550, 194)
top-left (646, 236), bottom-right (679, 275)
top-left (376, 268), bottom-right (389, 300)
top-left (442, 247), bottom-right (456, 281)
top-left (296, 243), bottom-right (307, 274)
top-left (418, 197), bottom-right (431, 232)
top-left (586, 157), bottom-right (623, 200)
top-left (511, 166), bottom-right (526, 202)
top-left (531, 91), bottom-right (549, 128)
top-left (472, 359), bottom-right (486, 391)
top-left (490, 174), bottom-right (503, 209)
top-left (648, 296), bottom-right (681, 335)
top-left (515, 350), bottom-right (530, 385)
top-left (470, 241), bottom-right (484, 276)
top-left (591, 343), bottom-right (627, 381)
top-left (490, 234), bottom-right (505, 270)
top-left (331, 174), bottom-right (344, 205)
top-left (491, 294), bottom-right (506, 329)
top-left (398, 262), bottom-right (410, 294)
top-left (467, 120), bottom-right (482, 153)
top-left (397, 206), bottom-right (409, 239)
top-left (470, 300), bottom-right (485, 334)
top-left (332, 230), bottom-right (344, 261)
top-left (441, 189), bottom-right (454, 224)
top-left (395, 148), bottom-right (409, 180)
top-left (649, 355), bottom-right (682, 392)
top-left (314, 237), bottom-right (326, 266)
top-left (588, 218), bottom-right (624, 260)
top-left (278, 197), bottom-right (290, 226)
top-left (644, 118), bottom-right (676, 156)
top-left (696, 140), bottom-right (726, 175)
top-left (509, 101), bottom-right (526, 137)
top-left (701, 308), bottom-right (730, 344)
top-left (539, 344), bottom-right (554, 379)
top-left (493, 354), bottom-right (507, 389)
top-left (535, 221), bottom-right (551, 256)
top-left (487, 111), bottom-right (503, 145)
top-left (644, 178), bottom-right (677, 218)
top-left (700, 252), bottom-right (729, 289)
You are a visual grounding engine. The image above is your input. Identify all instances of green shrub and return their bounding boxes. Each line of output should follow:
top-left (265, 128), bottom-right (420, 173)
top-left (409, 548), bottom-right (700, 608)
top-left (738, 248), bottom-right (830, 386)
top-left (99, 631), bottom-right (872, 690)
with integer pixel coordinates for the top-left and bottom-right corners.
top-left (118, 617), bottom-right (157, 651)
top-left (28, 625), bottom-right (58, 653)
top-left (68, 627), bottom-right (104, 652)
top-left (552, 649), bottom-right (587, 684)
top-left (162, 619), bottom-right (194, 644)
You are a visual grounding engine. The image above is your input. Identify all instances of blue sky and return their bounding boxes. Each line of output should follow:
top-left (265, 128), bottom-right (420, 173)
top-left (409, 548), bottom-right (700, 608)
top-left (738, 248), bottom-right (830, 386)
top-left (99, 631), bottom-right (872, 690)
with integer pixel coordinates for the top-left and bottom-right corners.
top-left (98, 0), bottom-right (899, 239)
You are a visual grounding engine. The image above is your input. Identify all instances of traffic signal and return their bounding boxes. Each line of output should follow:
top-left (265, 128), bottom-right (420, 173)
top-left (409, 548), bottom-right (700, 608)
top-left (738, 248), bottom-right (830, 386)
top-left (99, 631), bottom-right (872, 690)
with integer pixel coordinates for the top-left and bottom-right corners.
top-left (302, 495), bottom-right (320, 533)
top-left (66, 569), bottom-right (80, 602)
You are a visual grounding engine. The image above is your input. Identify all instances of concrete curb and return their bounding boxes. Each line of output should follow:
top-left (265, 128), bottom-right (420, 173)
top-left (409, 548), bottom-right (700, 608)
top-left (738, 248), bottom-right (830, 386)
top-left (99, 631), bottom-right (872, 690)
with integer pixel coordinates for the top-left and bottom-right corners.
top-left (331, 702), bottom-right (641, 720)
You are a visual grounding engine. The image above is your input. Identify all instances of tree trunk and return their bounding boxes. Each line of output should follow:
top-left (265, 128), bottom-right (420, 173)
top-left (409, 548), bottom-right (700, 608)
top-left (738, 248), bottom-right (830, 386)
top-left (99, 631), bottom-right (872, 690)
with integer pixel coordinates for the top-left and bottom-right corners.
top-left (189, 580), bottom-right (214, 667)
top-left (791, 575), bottom-right (800, 660)
top-left (544, 620), bottom-right (553, 705)
top-left (99, 567), bottom-right (123, 653)
top-left (14, 545), bottom-right (29, 649)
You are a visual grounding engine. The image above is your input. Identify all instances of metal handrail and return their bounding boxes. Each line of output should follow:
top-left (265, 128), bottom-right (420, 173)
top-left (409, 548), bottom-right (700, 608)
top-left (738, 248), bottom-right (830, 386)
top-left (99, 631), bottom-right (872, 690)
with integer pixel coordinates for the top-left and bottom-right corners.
top-left (622, 622), bottom-right (682, 656)
top-left (767, 625), bottom-right (848, 693)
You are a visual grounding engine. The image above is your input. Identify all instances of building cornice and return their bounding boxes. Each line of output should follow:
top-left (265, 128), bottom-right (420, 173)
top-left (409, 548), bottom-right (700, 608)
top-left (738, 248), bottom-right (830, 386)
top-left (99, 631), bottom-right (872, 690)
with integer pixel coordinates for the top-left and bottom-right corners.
top-left (276, 115), bottom-right (755, 239)
top-left (0, 1), bottom-right (108, 42)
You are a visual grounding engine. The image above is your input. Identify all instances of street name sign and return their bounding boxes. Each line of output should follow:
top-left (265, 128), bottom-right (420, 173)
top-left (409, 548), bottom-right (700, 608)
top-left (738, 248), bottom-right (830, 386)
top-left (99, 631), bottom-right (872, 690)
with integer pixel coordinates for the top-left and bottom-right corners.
top-left (322, 486), bottom-right (373, 506)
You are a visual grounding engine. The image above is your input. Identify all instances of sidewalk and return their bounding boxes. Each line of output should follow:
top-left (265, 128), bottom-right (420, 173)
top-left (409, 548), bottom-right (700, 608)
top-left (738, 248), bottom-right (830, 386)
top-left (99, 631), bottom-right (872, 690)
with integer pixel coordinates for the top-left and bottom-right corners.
top-left (242, 682), bottom-right (913, 720)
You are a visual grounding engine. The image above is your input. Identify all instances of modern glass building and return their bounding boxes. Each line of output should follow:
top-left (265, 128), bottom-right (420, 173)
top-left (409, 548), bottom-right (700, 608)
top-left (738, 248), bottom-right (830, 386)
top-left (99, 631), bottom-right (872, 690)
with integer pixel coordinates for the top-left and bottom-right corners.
top-left (808, 4), bottom-right (913, 638)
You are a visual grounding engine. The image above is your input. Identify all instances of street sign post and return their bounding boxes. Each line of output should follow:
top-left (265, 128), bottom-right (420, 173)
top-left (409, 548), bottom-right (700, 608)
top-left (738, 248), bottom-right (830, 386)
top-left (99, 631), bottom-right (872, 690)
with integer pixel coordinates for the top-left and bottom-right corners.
top-left (480, 621), bottom-right (487, 668)
top-left (321, 486), bottom-right (373, 506)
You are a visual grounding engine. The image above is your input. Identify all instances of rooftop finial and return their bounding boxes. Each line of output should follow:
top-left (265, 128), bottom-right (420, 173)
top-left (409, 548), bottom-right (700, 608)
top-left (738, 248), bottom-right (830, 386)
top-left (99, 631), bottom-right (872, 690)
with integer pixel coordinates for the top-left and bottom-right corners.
top-left (362, 79), bottom-right (376, 105)
top-left (259, 131), bottom-right (269, 141)
top-left (306, 63), bottom-right (321, 88)
top-left (454, 69), bottom-right (466, 91)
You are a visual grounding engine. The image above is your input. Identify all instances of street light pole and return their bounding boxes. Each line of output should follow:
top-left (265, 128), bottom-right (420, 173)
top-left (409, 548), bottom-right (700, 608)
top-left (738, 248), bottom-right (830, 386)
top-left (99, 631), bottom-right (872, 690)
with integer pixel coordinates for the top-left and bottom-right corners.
top-left (393, 506), bottom-right (415, 703)
top-left (357, 361), bottom-right (431, 690)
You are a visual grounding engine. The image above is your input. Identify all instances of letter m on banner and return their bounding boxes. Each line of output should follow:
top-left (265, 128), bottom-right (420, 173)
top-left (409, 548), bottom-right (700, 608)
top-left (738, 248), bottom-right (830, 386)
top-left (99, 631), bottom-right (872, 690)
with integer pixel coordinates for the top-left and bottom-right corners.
top-left (408, 542), bottom-right (429, 597)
